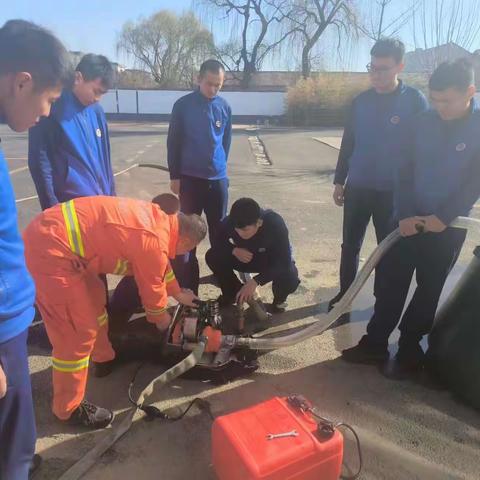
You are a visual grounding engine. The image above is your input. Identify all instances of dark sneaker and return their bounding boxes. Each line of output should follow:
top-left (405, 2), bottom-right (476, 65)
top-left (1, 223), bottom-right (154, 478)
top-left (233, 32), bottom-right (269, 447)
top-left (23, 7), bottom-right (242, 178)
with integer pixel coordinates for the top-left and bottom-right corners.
top-left (266, 302), bottom-right (287, 314)
top-left (66, 400), bottom-right (114, 429)
top-left (341, 336), bottom-right (389, 365)
top-left (92, 358), bottom-right (117, 378)
top-left (328, 292), bottom-right (344, 312)
top-left (28, 454), bottom-right (42, 479)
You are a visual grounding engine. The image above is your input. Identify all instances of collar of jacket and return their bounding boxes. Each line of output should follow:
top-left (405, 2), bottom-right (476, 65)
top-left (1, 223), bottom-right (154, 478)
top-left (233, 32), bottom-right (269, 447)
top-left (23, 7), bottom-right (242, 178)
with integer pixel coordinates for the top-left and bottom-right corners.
top-left (168, 214), bottom-right (179, 259)
top-left (194, 88), bottom-right (217, 103)
top-left (372, 78), bottom-right (406, 98)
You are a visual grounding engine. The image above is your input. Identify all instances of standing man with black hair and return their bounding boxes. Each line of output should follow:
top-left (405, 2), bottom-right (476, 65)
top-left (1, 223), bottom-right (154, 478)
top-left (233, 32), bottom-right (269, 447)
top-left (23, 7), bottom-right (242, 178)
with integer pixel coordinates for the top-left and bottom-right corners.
top-left (0, 19), bottom-right (70, 479)
top-left (168, 59), bottom-right (232, 294)
top-left (329, 38), bottom-right (428, 311)
top-left (28, 54), bottom-right (116, 210)
top-left (342, 59), bottom-right (480, 379)
top-left (206, 198), bottom-right (300, 312)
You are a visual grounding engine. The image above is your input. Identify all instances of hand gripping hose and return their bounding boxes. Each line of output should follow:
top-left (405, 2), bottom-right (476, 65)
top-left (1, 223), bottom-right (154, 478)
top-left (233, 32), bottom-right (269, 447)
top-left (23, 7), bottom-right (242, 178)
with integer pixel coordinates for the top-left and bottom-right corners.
top-left (234, 217), bottom-right (480, 350)
top-left (58, 339), bottom-right (207, 480)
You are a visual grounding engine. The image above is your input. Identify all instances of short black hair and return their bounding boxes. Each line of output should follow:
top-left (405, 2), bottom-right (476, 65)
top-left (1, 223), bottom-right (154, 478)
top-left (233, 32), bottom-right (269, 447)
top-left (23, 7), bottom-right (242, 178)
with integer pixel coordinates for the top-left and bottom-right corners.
top-left (230, 198), bottom-right (261, 228)
top-left (370, 38), bottom-right (405, 64)
top-left (429, 59), bottom-right (475, 92)
top-left (152, 193), bottom-right (180, 215)
top-left (76, 54), bottom-right (114, 89)
top-left (0, 19), bottom-right (71, 90)
top-left (199, 59), bottom-right (225, 77)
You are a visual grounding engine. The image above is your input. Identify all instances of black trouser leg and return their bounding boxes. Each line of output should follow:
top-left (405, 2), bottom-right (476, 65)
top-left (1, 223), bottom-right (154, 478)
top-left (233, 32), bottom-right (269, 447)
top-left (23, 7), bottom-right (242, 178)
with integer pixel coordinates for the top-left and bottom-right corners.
top-left (173, 176), bottom-right (229, 294)
top-left (371, 190), bottom-right (395, 297)
top-left (205, 248), bottom-right (243, 302)
top-left (172, 177), bottom-right (205, 294)
top-left (271, 263), bottom-right (300, 304)
top-left (339, 186), bottom-right (373, 294)
top-left (398, 228), bottom-right (466, 348)
top-left (366, 238), bottom-right (416, 347)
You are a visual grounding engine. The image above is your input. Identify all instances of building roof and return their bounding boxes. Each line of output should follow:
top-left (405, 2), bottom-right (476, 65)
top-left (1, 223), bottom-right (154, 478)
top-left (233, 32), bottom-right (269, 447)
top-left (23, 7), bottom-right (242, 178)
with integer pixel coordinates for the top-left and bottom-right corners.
top-left (404, 42), bottom-right (471, 73)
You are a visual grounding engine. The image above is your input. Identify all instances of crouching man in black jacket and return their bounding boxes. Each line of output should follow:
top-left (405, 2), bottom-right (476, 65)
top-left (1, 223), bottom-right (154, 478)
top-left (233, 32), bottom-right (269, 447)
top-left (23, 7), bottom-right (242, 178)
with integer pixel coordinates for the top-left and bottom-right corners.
top-left (206, 198), bottom-right (300, 312)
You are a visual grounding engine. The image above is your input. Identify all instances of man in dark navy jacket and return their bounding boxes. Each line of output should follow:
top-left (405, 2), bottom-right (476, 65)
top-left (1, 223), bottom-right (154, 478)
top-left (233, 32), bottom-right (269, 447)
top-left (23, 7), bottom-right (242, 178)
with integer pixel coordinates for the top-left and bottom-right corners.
top-left (342, 59), bottom-right (480, 379)
top-left (329, 38), bottom-right (428, 311)
top-left (28, 54), bottom-right (115, 210)
top-left (206, 198), bottom-right (300, 312)
top-left (168, 59), bottom-right (232, 294)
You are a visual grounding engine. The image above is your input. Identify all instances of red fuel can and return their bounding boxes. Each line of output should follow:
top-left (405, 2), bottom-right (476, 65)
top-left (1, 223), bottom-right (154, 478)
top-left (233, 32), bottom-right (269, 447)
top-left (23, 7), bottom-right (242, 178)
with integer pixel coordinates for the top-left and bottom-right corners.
top-left (212, 396), bottom-right (343, 480)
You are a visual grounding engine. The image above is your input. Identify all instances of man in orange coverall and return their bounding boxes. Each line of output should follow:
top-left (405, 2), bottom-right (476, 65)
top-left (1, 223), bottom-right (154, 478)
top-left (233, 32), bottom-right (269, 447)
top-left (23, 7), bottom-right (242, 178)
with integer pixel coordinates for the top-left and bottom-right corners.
top-left (23, 195), bottom-right (207, 429)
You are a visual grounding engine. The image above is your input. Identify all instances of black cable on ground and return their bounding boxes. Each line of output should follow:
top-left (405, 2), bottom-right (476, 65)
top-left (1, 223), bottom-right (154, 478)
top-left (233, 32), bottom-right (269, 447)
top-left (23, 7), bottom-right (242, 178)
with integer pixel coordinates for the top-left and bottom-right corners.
top-left (127, 362), bottom-right (214, 422)
top-left (335, 422), bottom-right (363, 480)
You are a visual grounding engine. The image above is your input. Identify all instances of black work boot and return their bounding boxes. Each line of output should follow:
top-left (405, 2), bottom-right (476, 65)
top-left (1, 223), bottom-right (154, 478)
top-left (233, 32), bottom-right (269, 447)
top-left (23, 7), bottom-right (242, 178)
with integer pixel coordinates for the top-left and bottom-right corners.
top-left (341, 335), bottom-right (389, 365)
top-left (267, 296), bottom-right (288, 314)
top-left (382, 341), bottom-right (425, 380)
top-left (266, 302), bottom-right (287, 314)
top-left (328, 291), bottom-right (344, 312)
top-left (65, 400), bottom-right (114, 429)
top-left (92, 358), bottom-right (117, 378)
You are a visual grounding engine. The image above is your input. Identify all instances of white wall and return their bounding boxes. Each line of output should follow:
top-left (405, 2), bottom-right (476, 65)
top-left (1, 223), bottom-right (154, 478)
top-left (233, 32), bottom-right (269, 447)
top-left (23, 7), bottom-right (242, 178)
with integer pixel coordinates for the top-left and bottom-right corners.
top-left (101, 89), bottom-right (287, 116)
top-left (101, 91), bottom-right (117, 113)
top-left (117, 90), bottom-right (137, 114)
top-left (138, 90), bottom-right (186, 114)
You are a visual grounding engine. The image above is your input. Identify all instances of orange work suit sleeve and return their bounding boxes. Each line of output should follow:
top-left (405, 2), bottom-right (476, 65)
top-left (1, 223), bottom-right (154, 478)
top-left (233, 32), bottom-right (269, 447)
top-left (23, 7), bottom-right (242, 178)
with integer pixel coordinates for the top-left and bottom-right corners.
top-left (165, 262), bottom-right (181, 297)
top-left (131, 234), bottom-right (173, 326)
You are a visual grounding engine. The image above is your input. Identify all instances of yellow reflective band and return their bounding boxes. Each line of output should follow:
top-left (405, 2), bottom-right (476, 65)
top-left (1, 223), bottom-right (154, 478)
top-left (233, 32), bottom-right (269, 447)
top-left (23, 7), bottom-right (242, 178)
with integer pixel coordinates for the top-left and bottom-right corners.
top-left (97, 311), bottom-right (108, 327)
top-left (52, 355), bottom-right (90, 373)
top-left (145, 307), bottom-right (167, 315)
top-left (61, 200), bottom-right (85, 257)
top-left (113, 259), bottom-right (129, 275)
top-left (165, 270), bottom-right (176, 283)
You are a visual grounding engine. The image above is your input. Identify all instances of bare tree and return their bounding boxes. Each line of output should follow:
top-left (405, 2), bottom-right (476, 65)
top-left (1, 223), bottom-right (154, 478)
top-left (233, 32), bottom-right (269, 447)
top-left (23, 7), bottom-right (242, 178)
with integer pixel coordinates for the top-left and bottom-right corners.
top-left (360, 0), bottom-right (415, 41)
top-left (117, 10), bottom-right (214, 88)
top-left (284, 1), bottom-right (359, 79)
top-left (199, 0), bottom-right (298, 88)
top-left (411, 0), bottom-right (480, 71)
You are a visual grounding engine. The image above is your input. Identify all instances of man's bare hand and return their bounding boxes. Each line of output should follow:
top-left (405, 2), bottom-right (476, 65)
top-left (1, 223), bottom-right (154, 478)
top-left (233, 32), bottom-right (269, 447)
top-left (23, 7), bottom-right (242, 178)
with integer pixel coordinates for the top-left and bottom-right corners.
top-left (156, 311), bottom-right (172, 332)
top-left (170, 180), bottom-right (180, 196)
top-left (0, 365), bottom-right (7, 399)
top-left (174, 289), bottom-right (198, 307)
top-left (233, 247), bottom-right (253, 263)
top-left (333, 184), bottom-right (345, 206)
top-left (416, 215), bottom-right (447, 233)
top-left (236, 279), bottom-right (258, 305)
top-left (399, 217), bottom-right (421, 237)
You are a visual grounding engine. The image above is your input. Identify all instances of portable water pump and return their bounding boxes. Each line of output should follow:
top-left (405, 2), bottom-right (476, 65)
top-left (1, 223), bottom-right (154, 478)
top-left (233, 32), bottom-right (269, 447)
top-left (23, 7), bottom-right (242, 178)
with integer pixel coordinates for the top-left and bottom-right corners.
top-left (108, 298), bottom-right (267, 383)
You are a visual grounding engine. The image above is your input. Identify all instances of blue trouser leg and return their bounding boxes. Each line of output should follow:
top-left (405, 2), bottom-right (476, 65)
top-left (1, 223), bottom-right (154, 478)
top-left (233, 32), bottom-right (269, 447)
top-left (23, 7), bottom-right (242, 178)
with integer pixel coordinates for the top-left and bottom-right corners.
top-left (0, 329), bottom-right (36, 480)
top-left (339, 186), bottom-right (373, 294)
top-left (271, 262), bottom-right (300, 304)
top-left (339, 186), bottom-right (394, 295)
top-left (172, 176), bottom-right (228, 294)
top-left (206, 247), bottom-right (299, 304)
top-left (366, 228), bottom-right (466, 349)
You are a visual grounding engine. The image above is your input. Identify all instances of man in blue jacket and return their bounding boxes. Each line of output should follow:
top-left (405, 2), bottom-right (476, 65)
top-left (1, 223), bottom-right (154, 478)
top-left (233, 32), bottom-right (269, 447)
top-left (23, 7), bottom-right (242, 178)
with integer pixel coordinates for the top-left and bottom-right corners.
top-left (329, 38), bottom-right (428, 311)
top-left (0, 20), bottom-right (70, 479)
top-left (206, 198), bottom-right (300, 311)
top-left (168, 59), bottom-right (232, 294)
top-left (28, 54), bottom-right (115, 210)
top-left (342, 59), bottom-right (480, 380)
